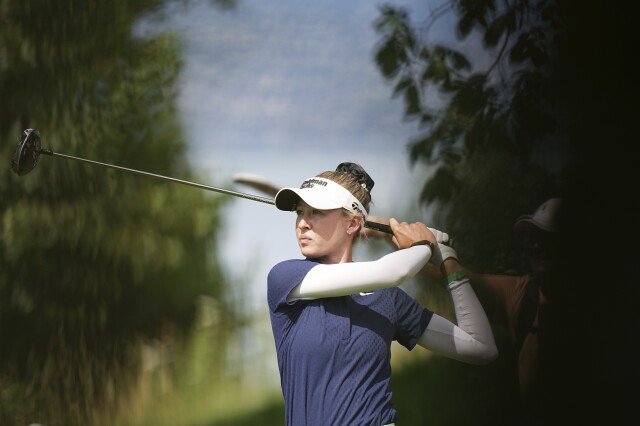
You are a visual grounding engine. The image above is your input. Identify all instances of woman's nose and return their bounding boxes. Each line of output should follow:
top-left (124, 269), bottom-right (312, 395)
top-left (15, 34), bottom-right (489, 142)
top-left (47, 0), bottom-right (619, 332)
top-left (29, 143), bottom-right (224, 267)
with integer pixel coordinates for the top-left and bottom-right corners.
top-left (297, 214), bottom-right (311, 230)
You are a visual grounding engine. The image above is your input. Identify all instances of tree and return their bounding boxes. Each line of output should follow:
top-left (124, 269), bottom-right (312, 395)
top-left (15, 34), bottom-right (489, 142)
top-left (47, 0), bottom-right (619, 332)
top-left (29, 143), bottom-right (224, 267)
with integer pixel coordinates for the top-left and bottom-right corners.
top-left (374, 2), bottom-right (638, 424)
top-left (373, 1), bottom-right (568, 272)
top-left (0, 1), bottom-right (234, 423)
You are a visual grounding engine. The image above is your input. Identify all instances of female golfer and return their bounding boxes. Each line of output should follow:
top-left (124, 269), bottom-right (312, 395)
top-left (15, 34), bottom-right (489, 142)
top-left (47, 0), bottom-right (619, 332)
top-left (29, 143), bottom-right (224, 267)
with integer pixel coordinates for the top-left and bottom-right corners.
top-left (268, 163), bottom-right (497, 426)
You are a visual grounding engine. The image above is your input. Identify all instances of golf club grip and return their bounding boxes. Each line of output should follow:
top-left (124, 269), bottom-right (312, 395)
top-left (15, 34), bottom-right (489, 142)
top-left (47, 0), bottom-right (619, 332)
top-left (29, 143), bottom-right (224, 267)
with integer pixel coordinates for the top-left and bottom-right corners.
top-left (364, 220), bottom-right (453, 247)
top-left (364, 221), bottom-right (392, 234)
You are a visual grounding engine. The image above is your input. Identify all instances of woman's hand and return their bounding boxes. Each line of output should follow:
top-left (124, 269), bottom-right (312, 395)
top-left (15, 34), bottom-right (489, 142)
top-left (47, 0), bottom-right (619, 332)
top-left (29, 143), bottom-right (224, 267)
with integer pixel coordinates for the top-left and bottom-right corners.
top-left (389, 218), bottom-right (436, 250)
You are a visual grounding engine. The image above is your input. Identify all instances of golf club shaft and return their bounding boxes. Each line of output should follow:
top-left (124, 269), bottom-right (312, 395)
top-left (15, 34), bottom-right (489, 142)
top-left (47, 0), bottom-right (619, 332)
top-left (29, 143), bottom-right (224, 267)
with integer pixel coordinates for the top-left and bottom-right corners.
top-left (37, 148), bottom-right (394, 234)
top-left (39, 149), bottom-right (275, 205)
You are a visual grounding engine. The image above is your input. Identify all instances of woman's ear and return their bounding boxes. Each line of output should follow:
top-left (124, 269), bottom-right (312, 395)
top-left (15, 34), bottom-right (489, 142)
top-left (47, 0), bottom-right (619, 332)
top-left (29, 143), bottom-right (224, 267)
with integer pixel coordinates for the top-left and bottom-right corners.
top-left (347, 215), bottom-right (362, 236)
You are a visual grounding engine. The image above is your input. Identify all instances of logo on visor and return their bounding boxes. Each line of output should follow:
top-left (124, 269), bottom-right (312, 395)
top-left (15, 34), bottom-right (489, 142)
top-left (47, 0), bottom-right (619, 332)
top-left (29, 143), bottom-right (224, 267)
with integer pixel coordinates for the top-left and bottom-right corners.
top-left (300, 178), bottom-right (328, 189)
top-left (352, 202), bottom-right (364, 216)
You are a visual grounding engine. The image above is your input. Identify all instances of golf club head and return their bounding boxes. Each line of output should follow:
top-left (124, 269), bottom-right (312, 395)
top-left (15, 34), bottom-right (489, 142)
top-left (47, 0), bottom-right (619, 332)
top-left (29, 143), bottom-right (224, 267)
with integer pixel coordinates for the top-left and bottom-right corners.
top-left (11, 128), bottom-right (42, 176)
top-left (233, 173), bottom-right (281, 197)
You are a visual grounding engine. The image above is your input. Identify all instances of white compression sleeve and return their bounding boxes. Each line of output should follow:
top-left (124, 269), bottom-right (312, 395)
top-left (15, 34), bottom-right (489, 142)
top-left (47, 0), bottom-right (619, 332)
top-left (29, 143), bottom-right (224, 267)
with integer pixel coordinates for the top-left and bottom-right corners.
top-left (287, 245), bottom-right (431, 301)
top-left (417, 278), bottom-right (498, 365)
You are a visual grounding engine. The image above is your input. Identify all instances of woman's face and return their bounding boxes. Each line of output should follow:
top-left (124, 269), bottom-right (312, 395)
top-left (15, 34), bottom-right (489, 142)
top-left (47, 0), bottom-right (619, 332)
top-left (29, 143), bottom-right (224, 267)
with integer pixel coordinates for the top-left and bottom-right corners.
top-left (295, 200), bottom-right (354, 263)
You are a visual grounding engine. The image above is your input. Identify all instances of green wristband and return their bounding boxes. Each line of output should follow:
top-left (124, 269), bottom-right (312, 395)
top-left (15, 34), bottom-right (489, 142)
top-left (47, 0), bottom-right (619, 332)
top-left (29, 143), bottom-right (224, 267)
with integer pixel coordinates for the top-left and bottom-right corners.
top-left (445, 270), bottom-right (468, 284)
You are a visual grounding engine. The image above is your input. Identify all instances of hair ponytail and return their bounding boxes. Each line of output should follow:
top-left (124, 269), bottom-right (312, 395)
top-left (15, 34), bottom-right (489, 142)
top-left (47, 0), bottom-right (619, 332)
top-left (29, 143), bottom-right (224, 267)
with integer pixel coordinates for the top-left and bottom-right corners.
top-left (315, 162), bottom-right (373, 213)
top-left (335, 162), bottom-right (375, 192)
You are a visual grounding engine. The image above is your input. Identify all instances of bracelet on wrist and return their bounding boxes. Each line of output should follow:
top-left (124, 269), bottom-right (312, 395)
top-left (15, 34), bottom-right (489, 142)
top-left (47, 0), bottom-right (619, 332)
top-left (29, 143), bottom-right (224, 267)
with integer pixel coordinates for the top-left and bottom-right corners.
top-left (442, 269), bottom-right (468, 286)
top-left (410, 240), bottom-right (434, 251)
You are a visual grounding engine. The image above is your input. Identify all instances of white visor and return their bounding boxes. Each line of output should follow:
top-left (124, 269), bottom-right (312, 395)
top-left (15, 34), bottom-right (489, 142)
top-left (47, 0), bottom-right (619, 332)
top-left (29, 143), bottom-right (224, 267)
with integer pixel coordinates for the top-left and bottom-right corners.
top-left (275, 177), bottom-right (368, 218)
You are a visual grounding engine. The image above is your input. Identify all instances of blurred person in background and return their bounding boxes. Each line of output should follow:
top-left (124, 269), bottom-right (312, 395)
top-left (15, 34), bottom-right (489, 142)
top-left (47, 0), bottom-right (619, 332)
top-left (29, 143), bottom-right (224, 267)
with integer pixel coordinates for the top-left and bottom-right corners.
top-left (428, 198), bottom-right (563, 425)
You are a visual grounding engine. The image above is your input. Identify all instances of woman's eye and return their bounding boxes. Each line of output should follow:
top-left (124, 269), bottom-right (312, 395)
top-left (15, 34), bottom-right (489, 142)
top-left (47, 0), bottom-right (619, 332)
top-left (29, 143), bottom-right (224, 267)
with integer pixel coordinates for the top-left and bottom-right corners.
top-left (312, 209), bottom-right (322, 215)
top-left (295, 210), bottom-right (303, 216)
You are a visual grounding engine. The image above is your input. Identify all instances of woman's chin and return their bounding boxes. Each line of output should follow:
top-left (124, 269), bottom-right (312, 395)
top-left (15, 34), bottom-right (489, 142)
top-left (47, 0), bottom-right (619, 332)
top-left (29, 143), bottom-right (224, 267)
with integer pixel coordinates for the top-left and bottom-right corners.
top-left (300, 247), bottom-right (313, 258)
top-left (300, 245), bottom-right (321, 259)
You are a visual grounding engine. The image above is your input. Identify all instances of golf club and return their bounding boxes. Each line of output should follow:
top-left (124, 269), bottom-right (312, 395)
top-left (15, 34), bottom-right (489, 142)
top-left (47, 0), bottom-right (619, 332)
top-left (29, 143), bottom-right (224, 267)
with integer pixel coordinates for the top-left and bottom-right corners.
top-left (11, 128), bottom-right (394, 235)
top-left (233, 173), bottom-right (280, 197)
top-left (233, 172), bottom-right (405, 241)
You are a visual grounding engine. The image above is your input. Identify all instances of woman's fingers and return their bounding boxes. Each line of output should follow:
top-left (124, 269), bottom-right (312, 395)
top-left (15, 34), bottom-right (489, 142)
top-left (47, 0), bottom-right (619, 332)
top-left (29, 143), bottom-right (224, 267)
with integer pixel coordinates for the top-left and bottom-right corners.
top-left (389, 218), bottom-right (437, 249)
top-left (390, 218), bottom-right (419, 249)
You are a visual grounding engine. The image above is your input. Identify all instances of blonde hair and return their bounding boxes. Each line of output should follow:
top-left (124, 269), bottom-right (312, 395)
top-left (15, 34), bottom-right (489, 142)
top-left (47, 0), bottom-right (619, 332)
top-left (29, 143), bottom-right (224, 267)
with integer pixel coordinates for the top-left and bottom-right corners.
top-left (316, 162), bottom-right (374, 237)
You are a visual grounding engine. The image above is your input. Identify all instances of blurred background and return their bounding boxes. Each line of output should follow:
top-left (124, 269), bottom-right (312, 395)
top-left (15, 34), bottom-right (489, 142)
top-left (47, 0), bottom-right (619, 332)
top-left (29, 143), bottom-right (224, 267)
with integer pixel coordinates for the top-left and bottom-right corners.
top-left (1, 0), bottom-right (634, 425)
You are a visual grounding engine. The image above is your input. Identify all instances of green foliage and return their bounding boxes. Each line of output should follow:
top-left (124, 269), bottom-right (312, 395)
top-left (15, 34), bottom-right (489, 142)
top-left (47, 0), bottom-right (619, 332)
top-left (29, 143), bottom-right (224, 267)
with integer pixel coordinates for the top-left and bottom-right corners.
top-left (374, 1), bottom-right (568, 271)
top-left (0, 0), bottom-right (233, 423)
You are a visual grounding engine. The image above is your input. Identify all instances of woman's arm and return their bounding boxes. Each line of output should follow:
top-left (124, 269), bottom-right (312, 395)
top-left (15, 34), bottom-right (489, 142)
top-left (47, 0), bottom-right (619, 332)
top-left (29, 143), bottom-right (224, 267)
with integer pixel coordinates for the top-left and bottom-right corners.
top-left (288, 218), bottom-right (435, 301)
top-left (417, 259), bottom-right (498, 365)
top-left (288, 245), bottom-right (431, 300)
top-left (423, 266), bottom-right (517, 320)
